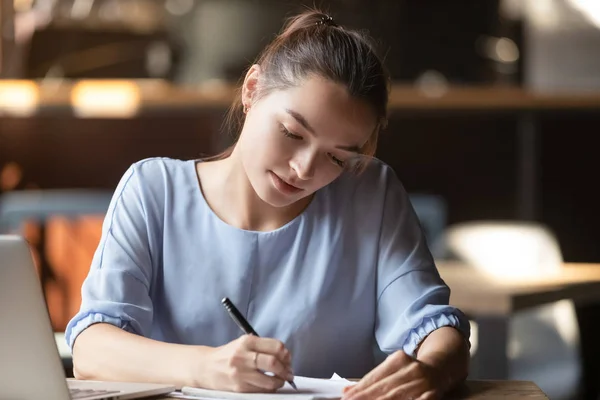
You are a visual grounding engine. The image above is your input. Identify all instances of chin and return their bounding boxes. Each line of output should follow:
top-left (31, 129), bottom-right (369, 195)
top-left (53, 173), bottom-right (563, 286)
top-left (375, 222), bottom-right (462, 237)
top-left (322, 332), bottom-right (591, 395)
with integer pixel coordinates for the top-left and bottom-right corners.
top-left (253, 178), bottom-right (306, 208)
top-left (258, 186), bottom-right (301, 208)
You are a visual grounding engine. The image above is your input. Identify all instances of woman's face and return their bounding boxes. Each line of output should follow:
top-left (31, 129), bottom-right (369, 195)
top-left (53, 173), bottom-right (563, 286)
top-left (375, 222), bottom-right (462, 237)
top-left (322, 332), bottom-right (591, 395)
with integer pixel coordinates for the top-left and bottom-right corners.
top-left (237, 67), bottom-right (378, 208)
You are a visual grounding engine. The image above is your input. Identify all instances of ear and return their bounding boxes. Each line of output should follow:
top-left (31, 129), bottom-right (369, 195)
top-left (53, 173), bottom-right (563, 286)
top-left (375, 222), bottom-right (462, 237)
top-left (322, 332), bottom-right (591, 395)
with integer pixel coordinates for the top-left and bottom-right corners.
top-left (241, 64), bottom-right (261, 110)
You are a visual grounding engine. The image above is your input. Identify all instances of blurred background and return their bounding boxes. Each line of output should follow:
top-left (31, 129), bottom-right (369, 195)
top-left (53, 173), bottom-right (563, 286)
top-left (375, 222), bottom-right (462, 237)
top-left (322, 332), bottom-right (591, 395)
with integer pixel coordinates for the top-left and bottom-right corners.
top-left (1, 0), bottom-right (599, 399)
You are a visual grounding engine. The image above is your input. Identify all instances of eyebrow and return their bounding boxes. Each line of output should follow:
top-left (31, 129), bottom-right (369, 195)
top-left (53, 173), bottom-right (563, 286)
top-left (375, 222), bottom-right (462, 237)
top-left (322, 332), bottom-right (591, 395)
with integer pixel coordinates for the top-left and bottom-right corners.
top-left (285, 108), bottom-right (315, 134)
top-left (335, 144), bottom-right (361, 153)
top-left (285, 108), bottom-right (361, 154)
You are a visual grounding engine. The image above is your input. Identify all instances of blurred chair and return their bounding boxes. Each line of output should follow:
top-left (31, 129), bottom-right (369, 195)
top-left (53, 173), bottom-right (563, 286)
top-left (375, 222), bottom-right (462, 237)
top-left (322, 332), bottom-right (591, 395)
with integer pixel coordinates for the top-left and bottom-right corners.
top-left (0, 190), bottom-right (112, 231)
top-left (0, 188), bottom-right (113, 323)
top-left (443, 221), bottom-right (581, 400)
top-left (0, 189), bottom-right (113, 377)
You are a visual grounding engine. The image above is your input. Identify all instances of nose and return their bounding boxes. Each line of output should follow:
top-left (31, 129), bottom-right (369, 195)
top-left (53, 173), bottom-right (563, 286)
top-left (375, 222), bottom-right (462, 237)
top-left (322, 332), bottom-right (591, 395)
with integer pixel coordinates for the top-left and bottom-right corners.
top-left (290, 150), bottom-right (316, 181)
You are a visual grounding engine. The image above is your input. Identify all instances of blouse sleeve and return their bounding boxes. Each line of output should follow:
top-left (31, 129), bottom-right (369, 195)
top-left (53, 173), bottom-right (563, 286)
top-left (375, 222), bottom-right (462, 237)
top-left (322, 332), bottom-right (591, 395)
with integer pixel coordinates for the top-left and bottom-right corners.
top-left (65, 162), bottom-right (156, 350)
top-left (374, 166), bottom-right (470, 357)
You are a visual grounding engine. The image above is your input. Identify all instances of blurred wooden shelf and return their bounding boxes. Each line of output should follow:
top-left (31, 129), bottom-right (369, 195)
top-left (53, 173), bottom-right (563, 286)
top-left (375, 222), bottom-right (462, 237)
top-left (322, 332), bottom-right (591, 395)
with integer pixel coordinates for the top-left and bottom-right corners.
top-left (388, 85), bottom-right (600, 111)
top-left (1, 79), bottom-right (600, 117)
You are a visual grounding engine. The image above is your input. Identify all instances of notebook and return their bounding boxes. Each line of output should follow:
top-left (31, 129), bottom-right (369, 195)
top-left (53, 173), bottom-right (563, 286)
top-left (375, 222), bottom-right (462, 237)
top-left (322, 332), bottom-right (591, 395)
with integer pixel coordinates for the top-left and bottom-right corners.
top-left (180, 374), bottom-right (355, 400)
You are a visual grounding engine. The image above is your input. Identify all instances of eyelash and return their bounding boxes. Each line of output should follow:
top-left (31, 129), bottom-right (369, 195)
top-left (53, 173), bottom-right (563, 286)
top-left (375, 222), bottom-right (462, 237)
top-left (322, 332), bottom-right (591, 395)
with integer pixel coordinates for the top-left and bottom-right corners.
top-left (329, 154), bottom-right (345, 168)
top-left (280, 124), bottom-right (346, 168)
top-left (280, 125), bottom-right (302, 140)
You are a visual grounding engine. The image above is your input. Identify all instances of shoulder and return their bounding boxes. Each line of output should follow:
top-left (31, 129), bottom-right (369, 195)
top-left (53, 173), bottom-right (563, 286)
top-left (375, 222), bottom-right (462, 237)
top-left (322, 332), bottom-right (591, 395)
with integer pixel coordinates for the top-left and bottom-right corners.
top-left (330, 158), bottom-right (406, 203)
top-left (359, 158), bottom-right (400, 187)
top-left (113, 157), bottom-right (196, 210)
top-left (108, 158), bottom-right (198, 229)
top-left (320, 158), bottom-right (415, 231)
top-left (131, 157), bottom-right (192, 180)
top-left (126, 157), bottom-right (194, 191)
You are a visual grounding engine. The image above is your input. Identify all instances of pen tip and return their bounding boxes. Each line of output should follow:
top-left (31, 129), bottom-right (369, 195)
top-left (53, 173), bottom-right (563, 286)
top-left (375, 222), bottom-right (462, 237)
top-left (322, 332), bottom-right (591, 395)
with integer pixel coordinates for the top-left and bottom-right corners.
top-left (289, 381), bottom-right (298, 390)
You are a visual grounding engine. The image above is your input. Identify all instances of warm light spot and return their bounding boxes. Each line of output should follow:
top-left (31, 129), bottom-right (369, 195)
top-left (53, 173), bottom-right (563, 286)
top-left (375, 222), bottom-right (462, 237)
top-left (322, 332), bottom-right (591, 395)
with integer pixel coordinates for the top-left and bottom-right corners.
top-left (71, 81), bottom-right (140, 118)
top-left (0, 80), bottom-right (39, 116)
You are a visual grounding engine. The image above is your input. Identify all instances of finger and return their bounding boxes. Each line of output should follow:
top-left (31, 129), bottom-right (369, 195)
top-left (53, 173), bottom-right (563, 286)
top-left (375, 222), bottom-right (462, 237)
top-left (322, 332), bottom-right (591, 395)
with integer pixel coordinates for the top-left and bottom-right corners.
top-left (250, 337), bottom-right (292, 367)
top-left (254, 353), bottom-right (295, 382)
top-left (356, 379), bottom-right (424, 400)
top-left (242, 370), bottom-right (286, 392)
top-left (345, 352), bottom-right (412, 397)
top-left (416, 390), bottom-right (438, 400)
top-left (344, 373), bottom-right (397, 400)
top-left (229, 381), bottom-right (265, 394)
top-left (381, 381), bottom-right (428, 400)
top-left (343, 385), bottom-right (356, 394)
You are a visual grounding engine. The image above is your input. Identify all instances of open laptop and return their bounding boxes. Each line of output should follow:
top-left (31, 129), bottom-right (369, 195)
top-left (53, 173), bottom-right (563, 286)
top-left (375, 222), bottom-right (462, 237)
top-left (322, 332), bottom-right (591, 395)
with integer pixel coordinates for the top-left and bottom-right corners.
top-left (0, 235), bottom-right (176, 400)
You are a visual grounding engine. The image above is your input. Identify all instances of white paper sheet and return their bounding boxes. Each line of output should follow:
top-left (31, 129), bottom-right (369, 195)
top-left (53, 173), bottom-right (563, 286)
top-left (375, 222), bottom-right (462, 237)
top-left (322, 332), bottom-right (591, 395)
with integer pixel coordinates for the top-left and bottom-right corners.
top-left (178, 374), bottom-right (355, 400)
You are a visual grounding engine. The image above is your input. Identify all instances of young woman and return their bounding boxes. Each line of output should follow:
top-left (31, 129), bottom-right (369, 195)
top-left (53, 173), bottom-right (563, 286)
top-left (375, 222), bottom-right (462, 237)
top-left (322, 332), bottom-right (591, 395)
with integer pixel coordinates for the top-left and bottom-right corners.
top-left (67, 9), bottom-right (470, 400)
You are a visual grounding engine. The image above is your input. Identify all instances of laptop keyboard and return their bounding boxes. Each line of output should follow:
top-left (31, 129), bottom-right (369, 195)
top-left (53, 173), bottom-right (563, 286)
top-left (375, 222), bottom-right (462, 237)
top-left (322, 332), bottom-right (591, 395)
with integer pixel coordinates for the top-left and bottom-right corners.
top-left (70, 388), bottom-right (121, 399)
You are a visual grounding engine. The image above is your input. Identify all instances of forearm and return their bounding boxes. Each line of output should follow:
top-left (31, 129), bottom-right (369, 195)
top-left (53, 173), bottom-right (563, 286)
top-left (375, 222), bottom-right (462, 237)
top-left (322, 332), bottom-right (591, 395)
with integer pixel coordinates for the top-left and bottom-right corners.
top-left (72, 323), bottom-right (212, 388)
top-left (416, 326), bottom-right (470, 392)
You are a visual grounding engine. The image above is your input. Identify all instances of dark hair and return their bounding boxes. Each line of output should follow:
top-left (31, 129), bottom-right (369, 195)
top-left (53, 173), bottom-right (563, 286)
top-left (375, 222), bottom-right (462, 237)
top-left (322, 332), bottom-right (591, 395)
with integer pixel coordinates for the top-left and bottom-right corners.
top-left (216, 8), bottom-right (390, 171)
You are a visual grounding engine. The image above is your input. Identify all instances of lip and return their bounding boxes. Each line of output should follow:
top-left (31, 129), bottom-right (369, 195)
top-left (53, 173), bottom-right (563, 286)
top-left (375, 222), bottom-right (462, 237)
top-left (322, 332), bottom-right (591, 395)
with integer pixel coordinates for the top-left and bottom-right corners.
top-left (269, 171), bottom-right (303, 195)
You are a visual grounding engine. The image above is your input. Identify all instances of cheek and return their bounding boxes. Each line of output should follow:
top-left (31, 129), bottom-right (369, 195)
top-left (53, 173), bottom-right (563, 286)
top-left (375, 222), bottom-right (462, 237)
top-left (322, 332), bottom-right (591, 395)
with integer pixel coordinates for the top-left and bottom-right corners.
top-left (253, 128), bottom-right (296, 162)
top-left (240, 121), bottom-right (276, 160)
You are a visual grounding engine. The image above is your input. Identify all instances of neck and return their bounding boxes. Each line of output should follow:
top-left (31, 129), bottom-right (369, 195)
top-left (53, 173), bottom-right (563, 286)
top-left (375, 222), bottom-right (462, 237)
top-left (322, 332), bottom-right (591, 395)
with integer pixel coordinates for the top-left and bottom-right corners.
top-left (198, 149), bottom-right (311, 232)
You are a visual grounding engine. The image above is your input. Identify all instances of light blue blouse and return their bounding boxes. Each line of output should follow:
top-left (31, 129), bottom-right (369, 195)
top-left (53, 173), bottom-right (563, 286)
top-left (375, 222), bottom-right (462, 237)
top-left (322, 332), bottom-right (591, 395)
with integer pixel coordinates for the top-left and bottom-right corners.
top-left (66, 157), bottom-right (469, 379)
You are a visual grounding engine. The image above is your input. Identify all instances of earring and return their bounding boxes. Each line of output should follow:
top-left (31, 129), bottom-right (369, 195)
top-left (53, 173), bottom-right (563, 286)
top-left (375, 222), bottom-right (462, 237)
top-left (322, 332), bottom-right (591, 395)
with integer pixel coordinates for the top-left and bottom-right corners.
top-left (243, 105), bottom-right (249, 114)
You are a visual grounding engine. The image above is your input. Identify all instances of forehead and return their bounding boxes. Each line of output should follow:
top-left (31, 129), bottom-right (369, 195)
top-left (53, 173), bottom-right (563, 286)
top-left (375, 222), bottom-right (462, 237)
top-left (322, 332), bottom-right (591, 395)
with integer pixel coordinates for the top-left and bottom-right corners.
top-left (265, 76), bottom-right (377, 144)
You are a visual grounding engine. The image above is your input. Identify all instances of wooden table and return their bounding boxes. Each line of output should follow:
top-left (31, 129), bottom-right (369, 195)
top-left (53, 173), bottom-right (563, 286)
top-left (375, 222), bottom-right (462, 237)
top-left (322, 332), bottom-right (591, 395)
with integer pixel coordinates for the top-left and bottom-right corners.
top-left (159, 381), bottom-right (547, 400)
top-left (446, 380), bottom-right (548, 399)
top-left (438, 262), bottom-right (600, 380)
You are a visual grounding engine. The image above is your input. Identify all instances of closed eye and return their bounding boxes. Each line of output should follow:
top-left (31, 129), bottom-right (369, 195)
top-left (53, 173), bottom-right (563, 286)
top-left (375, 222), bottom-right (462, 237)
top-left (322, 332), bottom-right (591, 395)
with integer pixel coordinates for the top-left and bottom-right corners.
top-left (280, 124), bottom-right (302, 140)
top-left (280, 123), bottom-right (346, 167)
top-left (328, 153), bottom-right (345, 168)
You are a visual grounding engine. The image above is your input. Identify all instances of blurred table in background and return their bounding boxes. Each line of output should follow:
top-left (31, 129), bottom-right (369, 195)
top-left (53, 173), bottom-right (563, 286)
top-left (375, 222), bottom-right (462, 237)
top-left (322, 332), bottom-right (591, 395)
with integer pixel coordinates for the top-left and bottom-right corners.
top-left (438, 262), bottom-right (600, 380)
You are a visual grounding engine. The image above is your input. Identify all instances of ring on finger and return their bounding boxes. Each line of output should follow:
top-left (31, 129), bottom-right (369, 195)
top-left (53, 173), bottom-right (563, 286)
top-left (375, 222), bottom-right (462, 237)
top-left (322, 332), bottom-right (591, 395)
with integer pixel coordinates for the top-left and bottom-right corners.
top-left (253, 352), bottom-right (259, 370)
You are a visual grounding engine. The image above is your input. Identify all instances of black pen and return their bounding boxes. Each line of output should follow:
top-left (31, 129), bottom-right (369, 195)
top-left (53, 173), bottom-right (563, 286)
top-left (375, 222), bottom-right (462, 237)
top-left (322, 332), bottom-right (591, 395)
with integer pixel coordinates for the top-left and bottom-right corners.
top-left (221, 297), bottom-right (297, 390)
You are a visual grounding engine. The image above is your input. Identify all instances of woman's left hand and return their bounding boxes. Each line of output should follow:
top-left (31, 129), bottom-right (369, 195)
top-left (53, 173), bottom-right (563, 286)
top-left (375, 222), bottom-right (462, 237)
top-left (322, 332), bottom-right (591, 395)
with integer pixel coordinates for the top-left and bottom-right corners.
top-left (341, 351), bottom-right (443, 400)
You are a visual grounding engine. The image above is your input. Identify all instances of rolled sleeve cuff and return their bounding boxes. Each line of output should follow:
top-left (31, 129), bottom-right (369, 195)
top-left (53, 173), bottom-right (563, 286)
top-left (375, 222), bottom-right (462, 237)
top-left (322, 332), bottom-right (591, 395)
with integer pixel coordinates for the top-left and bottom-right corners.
top-left (65, 312), bottom-right (134, 351)
top-left (402, 311), bottom-right (471, 357)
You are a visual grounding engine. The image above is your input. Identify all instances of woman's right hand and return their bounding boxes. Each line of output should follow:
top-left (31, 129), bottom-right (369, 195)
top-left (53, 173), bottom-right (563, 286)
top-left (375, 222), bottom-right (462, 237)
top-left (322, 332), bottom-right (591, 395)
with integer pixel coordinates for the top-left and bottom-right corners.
top-left (191, 335), bottom-right (295, 393)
